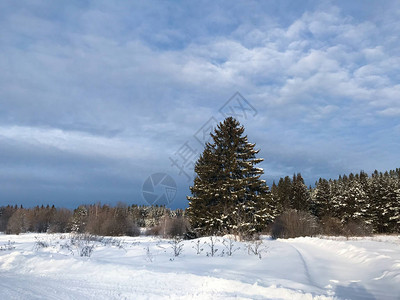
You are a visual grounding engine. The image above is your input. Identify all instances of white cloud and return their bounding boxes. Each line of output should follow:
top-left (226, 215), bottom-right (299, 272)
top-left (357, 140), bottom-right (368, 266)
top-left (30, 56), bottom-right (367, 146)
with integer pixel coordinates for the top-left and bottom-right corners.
top-left (0, 1), bottom-right (399, 206)
top-left (378, 107), bottom-right (400, 117)
top-left (0, 125), bottom-right (155, 161)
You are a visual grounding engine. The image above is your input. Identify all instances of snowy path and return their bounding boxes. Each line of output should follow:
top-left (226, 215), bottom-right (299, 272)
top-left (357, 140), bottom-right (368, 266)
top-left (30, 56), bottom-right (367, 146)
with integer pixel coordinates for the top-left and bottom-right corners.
top-left (282, 237), bottom-right (400, 299)
top-left (0, 234), bottom-right (399, 299)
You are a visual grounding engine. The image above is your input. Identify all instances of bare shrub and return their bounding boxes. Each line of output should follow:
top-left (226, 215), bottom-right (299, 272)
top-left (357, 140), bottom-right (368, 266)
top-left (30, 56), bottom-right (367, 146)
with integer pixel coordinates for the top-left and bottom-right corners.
top-left (191, 239), bottom-right (203, 255)
top-left (321, 216), bottom-right (345, 236)
top-left (6, 210), bottom-right (27, 235)
top-left (145, 225), bottom-right (162, 236)
top-left (165, 217), bottom-right (189, 238)
top-left (152, 216), bottom-right (190, 238)
top-left (79, 244), bottom-right (95, 257)
top-left (145, 246), bottom-right (154, 262)
top-left (204, 236), bottom-right (219, 257)
top-left (343, 221), bottom-right (372, 237)
top-left (222, 237), bottom-right (240, 256)
top-left (246, 239), bottom-right (268, 259)
top-left (101, 237), bottom-right (126, 249)
top-left (126, 224), bottom-right (141, 237)
top-left (271, 209), bottom-right (319, 239)
top-left (48, 208), bottom-right (73, 233)
top-left (169, 236), bottom-right (184, 258)
top-left (67, 233), bottom-right (98, 257)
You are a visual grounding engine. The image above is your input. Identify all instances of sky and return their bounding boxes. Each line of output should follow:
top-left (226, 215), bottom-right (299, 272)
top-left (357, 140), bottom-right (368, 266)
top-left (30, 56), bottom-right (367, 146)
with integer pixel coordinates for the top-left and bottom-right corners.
top-left (0, 0), bottom-right (399, 209)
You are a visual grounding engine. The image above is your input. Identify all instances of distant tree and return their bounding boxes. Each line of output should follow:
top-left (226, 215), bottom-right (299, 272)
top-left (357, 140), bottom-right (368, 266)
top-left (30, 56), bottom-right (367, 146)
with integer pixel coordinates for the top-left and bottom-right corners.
top-left (389, 177), bottom-right (400, 232)
top-left (270, 181), bottom-right (281, 219)
top-left (330, 176), bottom-right (345, 219)
top-left (312, 178), bottom-right (331, 218)
top-left (48, 208), bottom-right (72, 233)
top-left (368, 171), bottom-right (400, 233)
top-left (7, 209), bottom-right (27, 235)
top-left (0, 205), bottom-right (18, 232)
top-left (291, 173), bottom-right (311, 212)
top-left (70, 205), bottom-right (88, 233)
top-left (276, 176), bottom-right (293, 213)
top-left (340, 173), bottom-right (368, 224)
top-left (187, 117), bottom-right (273, 238)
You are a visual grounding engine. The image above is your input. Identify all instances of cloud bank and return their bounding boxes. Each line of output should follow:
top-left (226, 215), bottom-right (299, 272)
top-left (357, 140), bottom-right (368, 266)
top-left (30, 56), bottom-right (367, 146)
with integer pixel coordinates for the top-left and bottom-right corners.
top-left (0, 0), bottom-right (399, 208)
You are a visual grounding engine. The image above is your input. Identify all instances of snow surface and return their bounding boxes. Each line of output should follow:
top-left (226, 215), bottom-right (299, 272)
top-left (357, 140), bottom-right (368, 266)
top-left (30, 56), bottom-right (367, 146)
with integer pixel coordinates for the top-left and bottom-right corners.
top-left (0, 233), bottom-right (399, 299)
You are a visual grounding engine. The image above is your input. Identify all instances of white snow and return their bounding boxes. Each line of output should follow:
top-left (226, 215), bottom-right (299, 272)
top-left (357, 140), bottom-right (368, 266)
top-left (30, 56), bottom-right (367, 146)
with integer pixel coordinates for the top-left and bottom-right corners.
top-left (0, 233), bottom-right (399, 299)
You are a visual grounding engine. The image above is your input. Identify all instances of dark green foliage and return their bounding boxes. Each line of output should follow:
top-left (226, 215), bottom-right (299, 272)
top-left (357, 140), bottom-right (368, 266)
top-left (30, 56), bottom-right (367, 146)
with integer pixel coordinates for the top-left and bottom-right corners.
top-left (291, 173), bottom-right (311, 211)
top-left (188, 117), bottom-right (273, 237)
top-left (313, 178), bottom-right (331, 218)
top-left (367, 170), bottom-right (399, 233)
top-left (275, 176), bottom-right (293, 213)
top-left (271, 168), bottom-right (400, 236)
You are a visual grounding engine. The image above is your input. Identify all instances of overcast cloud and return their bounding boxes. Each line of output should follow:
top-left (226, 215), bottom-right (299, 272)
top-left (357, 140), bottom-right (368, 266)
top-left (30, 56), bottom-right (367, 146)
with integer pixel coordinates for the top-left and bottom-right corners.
top-left (0, 0), bottom-right (399, 208)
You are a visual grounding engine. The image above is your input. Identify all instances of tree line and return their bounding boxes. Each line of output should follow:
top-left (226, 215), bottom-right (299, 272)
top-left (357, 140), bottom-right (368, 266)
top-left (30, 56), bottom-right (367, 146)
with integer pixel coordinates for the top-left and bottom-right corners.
top-left (0, 203), bottom-right (188, 237)
top-left (270, 169), bottom-right (400, 235)
top-left (1, 117), bottom-right (398, 238)
top-left (187, 117), bottom-right (400, 238)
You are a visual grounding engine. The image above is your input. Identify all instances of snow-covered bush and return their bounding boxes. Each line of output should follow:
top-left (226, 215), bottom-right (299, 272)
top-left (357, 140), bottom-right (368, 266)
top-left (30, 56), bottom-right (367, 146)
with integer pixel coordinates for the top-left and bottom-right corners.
top-left (79, 244), bottom-right (95, 257)
top-left (101, 237), bottom-right (126, 250)
top-left (33, 236), bottom-right (50, 251)
top-left (0, 240), bottom-right (16, 251)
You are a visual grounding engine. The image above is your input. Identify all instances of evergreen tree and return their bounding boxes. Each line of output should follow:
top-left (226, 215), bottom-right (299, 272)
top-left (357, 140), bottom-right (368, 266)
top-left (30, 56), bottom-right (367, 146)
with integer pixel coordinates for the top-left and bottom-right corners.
top-left (389, 178), bottom-right (400, 232)
top-left (270, 181), bottom-right (281, 219)
top-left (187, 117), bottom-right (272, 237)
top-left (341, 173), bottom-right (368, 224)
top-left (276, 176), bottom-right (293, 212)
top-left (383, 172), bottom-right (399, 232)
top-left (70, 205), bottom-right (88, 233)
top-left (291, 173), bottom-right (311, 211)
top-left (367, 170), bottom-right (392, 232)
top-left (313, 178), bottom-right (331, 218)
top-left (330, 177), bottom-right (345, 219)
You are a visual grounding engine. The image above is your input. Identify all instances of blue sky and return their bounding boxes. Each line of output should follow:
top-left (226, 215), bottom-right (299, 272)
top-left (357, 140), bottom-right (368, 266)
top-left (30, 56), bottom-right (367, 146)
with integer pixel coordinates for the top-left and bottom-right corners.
top-left (0, 0), bottom-right (399, 209)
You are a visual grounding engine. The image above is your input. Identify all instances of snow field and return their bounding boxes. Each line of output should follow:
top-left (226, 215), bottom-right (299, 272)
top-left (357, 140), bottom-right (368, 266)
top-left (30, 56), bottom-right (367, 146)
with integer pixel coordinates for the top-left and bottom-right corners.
top-left (0, 233), bottom-right (399, 299)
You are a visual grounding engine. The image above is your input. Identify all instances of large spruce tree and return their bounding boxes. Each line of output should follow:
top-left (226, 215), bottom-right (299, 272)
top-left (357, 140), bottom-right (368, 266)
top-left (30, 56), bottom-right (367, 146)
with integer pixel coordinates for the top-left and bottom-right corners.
top-left (187, 117), bottom-right (273, 237)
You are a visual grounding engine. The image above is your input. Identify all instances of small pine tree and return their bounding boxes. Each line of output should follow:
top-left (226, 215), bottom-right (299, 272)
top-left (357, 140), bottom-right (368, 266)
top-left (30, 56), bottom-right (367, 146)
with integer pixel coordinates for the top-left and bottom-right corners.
top-left (70, 205), bottom-right (88, 233)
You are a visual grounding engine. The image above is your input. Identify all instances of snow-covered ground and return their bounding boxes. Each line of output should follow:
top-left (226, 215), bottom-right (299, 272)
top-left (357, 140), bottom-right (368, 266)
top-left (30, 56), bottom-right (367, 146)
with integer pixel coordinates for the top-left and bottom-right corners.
top-left (0, 233), bottom-right (399, 299)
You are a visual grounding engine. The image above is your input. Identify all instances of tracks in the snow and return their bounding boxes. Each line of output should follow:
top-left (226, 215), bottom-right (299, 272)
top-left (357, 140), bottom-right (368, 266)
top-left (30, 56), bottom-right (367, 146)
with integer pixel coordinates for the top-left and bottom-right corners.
top-left (287, 243), bottom-right (324, 292)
